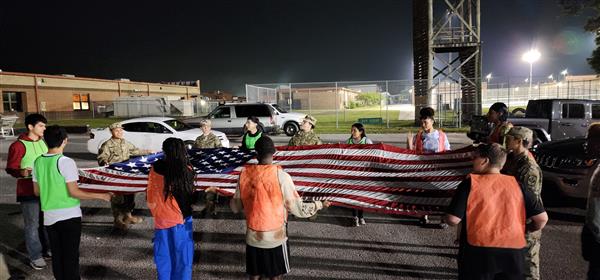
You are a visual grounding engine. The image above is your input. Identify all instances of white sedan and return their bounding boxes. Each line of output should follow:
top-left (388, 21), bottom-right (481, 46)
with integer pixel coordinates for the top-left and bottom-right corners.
top-left (87, 117), bottom-right (230, 154)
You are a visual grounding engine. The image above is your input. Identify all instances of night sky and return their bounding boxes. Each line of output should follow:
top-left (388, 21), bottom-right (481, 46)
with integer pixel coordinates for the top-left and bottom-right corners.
top-left (0, 0), bottom-right (596, 94)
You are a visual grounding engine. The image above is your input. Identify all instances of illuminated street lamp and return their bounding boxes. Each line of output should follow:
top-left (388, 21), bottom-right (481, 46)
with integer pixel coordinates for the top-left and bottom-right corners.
top-left (561, 69), bottom-right (568, 81)
top-left (522, 49), bottom-right (541, 98)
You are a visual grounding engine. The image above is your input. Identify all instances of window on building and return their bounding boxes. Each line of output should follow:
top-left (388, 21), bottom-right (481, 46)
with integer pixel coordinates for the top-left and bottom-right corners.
top-left (73, 94), bottom-right (90, 111)
top-left (2, 92), bottom-right (23, 112)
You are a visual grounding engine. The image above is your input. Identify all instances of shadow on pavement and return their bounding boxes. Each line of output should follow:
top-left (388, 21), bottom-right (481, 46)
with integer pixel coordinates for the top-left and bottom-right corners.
top-left (197, 249), bottom-right (457, 279)
top-left (81, 264), bottom-right (140, 279)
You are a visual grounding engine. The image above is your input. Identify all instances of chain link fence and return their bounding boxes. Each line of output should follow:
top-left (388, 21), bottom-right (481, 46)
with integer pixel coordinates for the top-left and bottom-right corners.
top-left (246, 81), bottom-right (416, 131)
top-left (247, 76), bottom-right (600, 129)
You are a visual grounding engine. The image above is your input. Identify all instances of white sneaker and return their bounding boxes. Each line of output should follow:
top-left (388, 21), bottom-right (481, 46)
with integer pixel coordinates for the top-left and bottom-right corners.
top-left (360, 218), bottom-right (366, 225)
top-left (354, 217), bottom-right (360, 227)
top-left (30, 258), bottom-right (47, 270)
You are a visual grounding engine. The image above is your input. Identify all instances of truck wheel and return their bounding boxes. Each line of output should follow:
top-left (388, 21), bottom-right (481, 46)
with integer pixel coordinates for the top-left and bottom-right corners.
top-left (284, 122), bottom-right (299, 136)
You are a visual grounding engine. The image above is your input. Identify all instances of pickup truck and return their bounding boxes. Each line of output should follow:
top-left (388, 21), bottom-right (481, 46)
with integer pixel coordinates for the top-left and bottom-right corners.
top-left (508, 99), bottom-right (600, 143)
top-left (532, 137), bottom-right (597, 199)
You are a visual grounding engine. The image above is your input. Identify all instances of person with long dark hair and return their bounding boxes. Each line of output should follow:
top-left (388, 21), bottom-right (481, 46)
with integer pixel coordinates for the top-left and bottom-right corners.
top-left (347, 122), bottom-right (372, 226)
top-left (347, 122), bottom-right (373, 145)
top-left (241, 116), bottom-right (264, 150)
top-left (147, 138), bottom-right (210, 280)
top-left (486, 102), bottom-right (513, 146)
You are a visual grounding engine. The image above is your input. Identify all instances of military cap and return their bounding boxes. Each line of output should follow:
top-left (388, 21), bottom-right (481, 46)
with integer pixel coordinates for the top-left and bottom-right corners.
top-left (303, 115), bottom-right (317, 126)
top-left (506, 126), bottom-right (533, 142)
top-left (198, 118), bottom-right (212, 127)
top-left (109, 122), bottom-right (123, 130)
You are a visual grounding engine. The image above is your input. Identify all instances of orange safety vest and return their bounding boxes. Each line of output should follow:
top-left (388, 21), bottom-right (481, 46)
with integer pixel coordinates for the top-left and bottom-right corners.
top-left (415, 130), bottom-right (447, 153)
top-left (489, 122), bottom-right (513, 145)
top-left (466, 173), bottom-right (527, 249)
top-left (239, 165), bottom-right (286, 232)
top-left (146, 167), bottom-right (184, 230)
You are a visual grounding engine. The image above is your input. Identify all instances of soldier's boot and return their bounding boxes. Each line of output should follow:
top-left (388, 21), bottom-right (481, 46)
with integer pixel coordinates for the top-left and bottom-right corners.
top-left (113, 213), bottom-right (129, 230)
top-left (124, 212), bottom-right (144, 224)
top-left (206, 201), bottom-right (217, 217)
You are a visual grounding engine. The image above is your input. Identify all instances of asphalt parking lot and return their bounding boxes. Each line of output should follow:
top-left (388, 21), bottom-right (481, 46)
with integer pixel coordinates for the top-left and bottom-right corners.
top-left (0, 134), bottom-right (589, 279)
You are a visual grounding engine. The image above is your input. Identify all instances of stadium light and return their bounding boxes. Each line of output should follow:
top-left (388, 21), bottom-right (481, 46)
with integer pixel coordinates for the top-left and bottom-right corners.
top-left (522, 49), bottom-right (541, 99)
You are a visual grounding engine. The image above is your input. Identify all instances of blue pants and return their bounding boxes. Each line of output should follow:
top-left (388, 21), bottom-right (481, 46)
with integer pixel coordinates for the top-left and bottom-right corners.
top-left (21, 200), bottom-right (49, 261)
top-left (153, 216), bottom-right (193, 280)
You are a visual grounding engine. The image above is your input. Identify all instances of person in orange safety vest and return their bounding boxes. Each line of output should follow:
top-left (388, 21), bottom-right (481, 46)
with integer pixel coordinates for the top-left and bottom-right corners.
top-left (445, 143), bottom-right (548, 280)
top-left (486, 102), bottom-right (513, 147)
top-left (230, 136), bottom-right (331, 280)
top-left (407, 107), bottom-right (450, 154)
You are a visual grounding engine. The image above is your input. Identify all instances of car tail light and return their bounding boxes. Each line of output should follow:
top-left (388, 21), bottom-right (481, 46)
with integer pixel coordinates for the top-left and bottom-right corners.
top-left (270, 116), bottom-right (275, 125)
top-left (89, 133), bottom-right (94, 139)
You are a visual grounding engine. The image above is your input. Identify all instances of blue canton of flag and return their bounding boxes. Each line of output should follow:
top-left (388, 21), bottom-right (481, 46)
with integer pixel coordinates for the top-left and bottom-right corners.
top-left (108, 148), bottom-right (255, 175)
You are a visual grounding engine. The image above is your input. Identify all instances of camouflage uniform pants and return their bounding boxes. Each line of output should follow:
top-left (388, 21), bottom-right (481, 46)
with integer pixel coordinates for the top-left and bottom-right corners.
top-left (525, 231), bottom-right (541, 280)
top-left (111, 194), bottom-right (136, 217)
top-left (205, 192), bottom-right (218, 203)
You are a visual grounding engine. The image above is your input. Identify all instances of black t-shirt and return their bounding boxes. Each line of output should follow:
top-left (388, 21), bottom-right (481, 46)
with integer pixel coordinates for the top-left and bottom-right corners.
top-left (446, 176), bottom-right (546, 275)
top-left (153, 160), bottom-right (195, 219)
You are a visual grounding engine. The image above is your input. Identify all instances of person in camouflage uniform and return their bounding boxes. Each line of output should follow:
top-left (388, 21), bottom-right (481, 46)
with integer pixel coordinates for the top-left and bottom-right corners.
top-left (98, 122), bottom-right (153, 230)
top-left (193, 119), bottom-right (223, 149)
top-left (502, 126), bottom-right (543, 280)
top-left (288, 115), bottom-right (322, 146)
top-left (192, 119), bottom-right (222, 216)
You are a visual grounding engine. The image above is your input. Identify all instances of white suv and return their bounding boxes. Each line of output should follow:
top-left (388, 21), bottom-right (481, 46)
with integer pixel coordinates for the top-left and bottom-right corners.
top-left (186, 103), bottom-right (306, 136)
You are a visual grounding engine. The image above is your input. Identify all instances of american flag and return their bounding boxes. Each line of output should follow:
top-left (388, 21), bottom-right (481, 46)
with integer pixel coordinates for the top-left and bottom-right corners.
top-left (78, 144), bottom-right (474, 216)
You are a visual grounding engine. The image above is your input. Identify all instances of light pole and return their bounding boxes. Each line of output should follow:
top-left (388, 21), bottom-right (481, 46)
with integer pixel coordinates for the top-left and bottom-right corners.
top-left (522, 49), bottom-right (541, 99)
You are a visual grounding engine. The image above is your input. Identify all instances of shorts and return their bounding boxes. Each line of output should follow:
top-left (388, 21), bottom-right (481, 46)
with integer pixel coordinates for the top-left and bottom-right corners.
top-left (246, 242), bottom-right (290, 277)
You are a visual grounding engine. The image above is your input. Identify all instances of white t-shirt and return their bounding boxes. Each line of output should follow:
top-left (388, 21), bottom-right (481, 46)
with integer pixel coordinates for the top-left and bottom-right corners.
top-left (32, 154), bottom-right (82, 226)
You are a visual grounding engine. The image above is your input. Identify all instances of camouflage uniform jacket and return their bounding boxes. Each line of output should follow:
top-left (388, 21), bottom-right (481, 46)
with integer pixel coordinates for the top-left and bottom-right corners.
top-left (97, 138), bottom-right (144, 166)
top-left (193, 132), bottom-right (223, 149)
top-left (502, 151), bottom-right (543, 197)
top-left (288, 130), bottom-right (322, 146)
